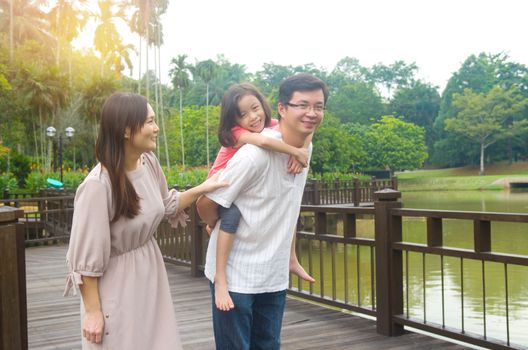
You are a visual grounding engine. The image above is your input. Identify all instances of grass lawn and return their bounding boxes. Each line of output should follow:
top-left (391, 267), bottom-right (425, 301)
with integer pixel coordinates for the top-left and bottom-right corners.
top-left (396, 161), bottom-right (528, 191)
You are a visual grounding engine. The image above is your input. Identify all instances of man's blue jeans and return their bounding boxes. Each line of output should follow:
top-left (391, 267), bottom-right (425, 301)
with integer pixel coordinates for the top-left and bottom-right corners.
top-left (209, 283), bottom-right (286, 350)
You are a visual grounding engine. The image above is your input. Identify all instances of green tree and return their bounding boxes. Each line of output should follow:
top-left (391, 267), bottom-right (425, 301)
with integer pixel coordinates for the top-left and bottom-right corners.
top-left (368, 60), bottom-right (417, 100)
top-left (0, 0), bottom-right (52, 61)
top-left (444, 87), bottom-right (528, 175)
top-left (326, 81), bottom-right (385, 124)
top-left (390, 81), bottom-right (440, 153)
top-left (169, 54), bottom-right (191, 168)
top-left (432, 52), bottom-right (524, 166)
top-left (92, 0), bottom-right (128, 77)
top-left (310, 114), bottom-right (365, 173)
top-left (195, 59), bottom-right (218, 166)
top-left (364, 116), bottom-right (428, 172)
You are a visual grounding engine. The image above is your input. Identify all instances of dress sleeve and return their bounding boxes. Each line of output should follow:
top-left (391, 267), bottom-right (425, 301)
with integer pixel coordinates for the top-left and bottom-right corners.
top-left (64, 178), bottom-right (111, 296)
top-left (145, 152), bottom-right (189, 228)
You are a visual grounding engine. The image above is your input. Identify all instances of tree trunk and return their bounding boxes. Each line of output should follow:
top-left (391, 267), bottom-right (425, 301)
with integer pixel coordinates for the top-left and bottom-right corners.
top-left (206, 83), bottom-right (210, 167)
top-left (145, 26), bottom-right (149, 100)
top-left (138, 35), bottom-right (142, 94)
top-left (179, 88), bottom-right (185, 169)
top-left (32, 121), bottom-right (39, 167)
top-left (479, 142), bottom-right (485, 175)
top-left (157, 29), bottom-right (170, 169)
top-left (55, 4), bottom-right (61, 66)
top-left (9, 0), bottom-right (14, 63)
top-left (153, 43), bottom-right (159, 159)
top-left (39, 108), bottom-right (45, 170)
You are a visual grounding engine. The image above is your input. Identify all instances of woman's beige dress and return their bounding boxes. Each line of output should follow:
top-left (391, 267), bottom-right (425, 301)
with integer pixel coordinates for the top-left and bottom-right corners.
top-left (64, 152), bottom-right (187, 349)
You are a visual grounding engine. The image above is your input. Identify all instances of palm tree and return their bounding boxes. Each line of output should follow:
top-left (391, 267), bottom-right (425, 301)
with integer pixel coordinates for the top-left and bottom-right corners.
top-left (169, 54), bottom-right (191, 169)
top-left (195, 59), bottom-right (218, 167)
top-left (0, 0), bottom-right (52, 61)
top-left (81, 75), bottom-right (118, 145)
top-left (14, 65), bottom-right (68, 170)
top-left (92, 0), bottom-right (128, 77)
top-left (47, 0), bottom-right (88, 69)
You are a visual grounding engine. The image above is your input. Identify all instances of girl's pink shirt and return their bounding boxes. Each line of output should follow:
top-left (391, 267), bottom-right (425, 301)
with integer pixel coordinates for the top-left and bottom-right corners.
top-left (208, 119), bottom-right (279, 178)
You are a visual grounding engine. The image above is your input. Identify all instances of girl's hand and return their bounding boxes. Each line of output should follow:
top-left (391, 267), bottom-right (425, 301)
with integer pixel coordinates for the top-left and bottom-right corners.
top-left (199, 171), bottom-right (229, 194)
top-left (294, 148), bottom-right (309, 167)
top-left (288, 156), bottom-right (305, 174)
top-left (82, 309), bottom-right (105, 344)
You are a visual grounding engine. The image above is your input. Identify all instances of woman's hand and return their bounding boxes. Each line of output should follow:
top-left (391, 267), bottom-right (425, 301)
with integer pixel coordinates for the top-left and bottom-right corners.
top-left (198, 171), bottom-right (229, 194)
top-left (82, 309), bottom-right (105, 344)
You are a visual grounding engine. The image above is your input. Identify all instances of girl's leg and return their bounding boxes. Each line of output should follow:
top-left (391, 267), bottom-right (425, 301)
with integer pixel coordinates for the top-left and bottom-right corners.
top-left (215, 204), bottom-right (242, 311)
top-left (289, 234), bottom-right (315, 282)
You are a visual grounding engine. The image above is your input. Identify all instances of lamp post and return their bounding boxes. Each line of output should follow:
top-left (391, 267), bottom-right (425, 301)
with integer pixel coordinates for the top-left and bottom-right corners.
top-left (46, 126), bottom-right (75, 184)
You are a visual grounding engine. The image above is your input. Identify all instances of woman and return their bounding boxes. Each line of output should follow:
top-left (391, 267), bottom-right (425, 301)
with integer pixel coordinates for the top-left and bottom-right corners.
top-left (64, 92), bottom-right (227, 349)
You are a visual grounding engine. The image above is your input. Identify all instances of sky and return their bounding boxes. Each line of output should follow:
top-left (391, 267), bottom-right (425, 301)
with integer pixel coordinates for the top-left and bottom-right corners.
top-left (74, 0), bottom-right (528, 92)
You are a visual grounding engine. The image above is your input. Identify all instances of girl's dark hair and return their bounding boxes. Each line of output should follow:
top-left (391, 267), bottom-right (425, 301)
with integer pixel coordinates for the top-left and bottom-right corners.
top-left (95, 92), bottom-right (148, 222)
top-left (218, 83), bottom-right (273, 147)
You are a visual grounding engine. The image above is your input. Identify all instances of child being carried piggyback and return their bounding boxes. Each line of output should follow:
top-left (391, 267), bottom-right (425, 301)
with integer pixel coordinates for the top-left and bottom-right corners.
top-left (198, 83), bottom-right (315, 311)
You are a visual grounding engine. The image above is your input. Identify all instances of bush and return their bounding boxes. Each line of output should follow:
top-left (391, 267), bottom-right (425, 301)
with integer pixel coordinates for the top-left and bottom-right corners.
top-left (164, 166), bottom-right (208, 187)
top-left (0, 151), bottom-right (31, 187)
top-left (0, 173), bottom-right (18, 192)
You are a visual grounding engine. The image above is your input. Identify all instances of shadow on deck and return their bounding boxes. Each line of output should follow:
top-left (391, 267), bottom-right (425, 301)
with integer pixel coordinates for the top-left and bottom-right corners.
top-left (27, 245), bottom-right (470, 350)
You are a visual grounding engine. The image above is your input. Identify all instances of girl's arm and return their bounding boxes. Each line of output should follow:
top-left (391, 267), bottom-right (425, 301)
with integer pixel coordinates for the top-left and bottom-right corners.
top-left (237, 132), bottom-right (309, 167)
top-left (287, 132), bottom-right (314, 173)
top-left (79, 276), bottom-right (105, 344)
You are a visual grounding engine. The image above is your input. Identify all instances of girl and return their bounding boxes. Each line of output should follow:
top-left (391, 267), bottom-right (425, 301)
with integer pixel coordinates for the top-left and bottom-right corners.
top-left (198, 83), bottom-right (314, 312)
top-left (64, 92), bottom-right (227, 349)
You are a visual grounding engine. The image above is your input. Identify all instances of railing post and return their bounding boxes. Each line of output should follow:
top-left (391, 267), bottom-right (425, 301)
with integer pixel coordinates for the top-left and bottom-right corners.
top-left (374, 189), bottom-right (404, 336)
top-left (391, 176), bottom-right (398, 190)
top-left (0, 206), bottom-right (28, 350)
top-left (189, 203), bottom-right (204, 277)
top-left (353, 178), bottom-right (360, 207)
top-left (313, 180), bottom-right (321, 206)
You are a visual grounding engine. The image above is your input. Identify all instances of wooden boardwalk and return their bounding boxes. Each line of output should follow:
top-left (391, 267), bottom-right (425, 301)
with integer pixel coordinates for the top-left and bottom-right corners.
top-left (26, 245), bottom-right (471, 350)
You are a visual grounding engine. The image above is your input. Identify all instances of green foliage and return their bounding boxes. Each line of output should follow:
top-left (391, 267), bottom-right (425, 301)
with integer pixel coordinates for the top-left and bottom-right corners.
top-left (364, 116), bottom-right (428, 171)
top-left (326, 81), bottom-right (385, 124)
top-left (22, 172), bottom-right (47, 192)
top-left (311, 114), bottom-right (366, 173)
top-left (164, 167), bottom-right (208, 187)
top-left (390, 81), bottom-right (440, 153)
top-left (444, 86), bottom-right (528, 174)
top-left (163, 105), bottom-right (221, 168)
top-left (0, 173), bottom-right (18, 192)
top-left (433, 52), bottom-right (528, 167)
top-left (0, 151), bottom-right (31, 187)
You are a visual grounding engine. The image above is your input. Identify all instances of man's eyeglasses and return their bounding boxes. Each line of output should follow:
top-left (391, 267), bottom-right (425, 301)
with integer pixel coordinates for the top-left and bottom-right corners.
top-left (286, 103), bottom-right (326, 114)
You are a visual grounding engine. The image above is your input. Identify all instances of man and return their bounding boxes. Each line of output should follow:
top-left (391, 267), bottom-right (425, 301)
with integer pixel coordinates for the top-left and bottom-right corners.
top-left (200, 73), bottom-right (328, 349)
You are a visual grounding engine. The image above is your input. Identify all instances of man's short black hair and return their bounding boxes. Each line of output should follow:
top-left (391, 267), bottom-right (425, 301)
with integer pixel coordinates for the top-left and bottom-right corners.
top-left (278, 73), bottom-right (329, 106)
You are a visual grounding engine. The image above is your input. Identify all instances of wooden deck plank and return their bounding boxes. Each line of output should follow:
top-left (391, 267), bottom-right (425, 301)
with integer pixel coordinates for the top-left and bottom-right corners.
top-left (26, 245), bottom-right (471, 349)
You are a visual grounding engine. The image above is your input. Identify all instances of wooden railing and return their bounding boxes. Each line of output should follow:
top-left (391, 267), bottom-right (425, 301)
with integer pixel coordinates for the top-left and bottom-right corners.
top-left (301, 177), bottom-right (397, 205)
top-left (6, 182), bottom-right (528, 349)
top-left (0, 190), bottom-right (74, 244)
top-left (0, 206), bottom-right (28, 350)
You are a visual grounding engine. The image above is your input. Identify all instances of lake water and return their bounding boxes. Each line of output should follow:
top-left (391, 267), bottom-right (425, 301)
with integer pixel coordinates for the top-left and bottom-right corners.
top-left (295, 190), bottom-right (528, 347)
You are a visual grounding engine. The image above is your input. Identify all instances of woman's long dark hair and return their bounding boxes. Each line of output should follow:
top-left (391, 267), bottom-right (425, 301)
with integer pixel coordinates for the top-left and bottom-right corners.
top-left (218, 83), bottom-right (273, 147)
top-left (95, 92), bottom-right (148, 222)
